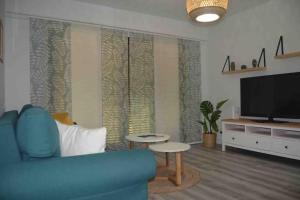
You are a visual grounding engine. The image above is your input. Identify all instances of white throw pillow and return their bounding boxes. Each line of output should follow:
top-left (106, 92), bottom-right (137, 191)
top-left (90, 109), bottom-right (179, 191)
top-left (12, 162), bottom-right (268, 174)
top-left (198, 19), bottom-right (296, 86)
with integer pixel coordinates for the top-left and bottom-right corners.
top-left (55, 121), bottom-right (107, 157)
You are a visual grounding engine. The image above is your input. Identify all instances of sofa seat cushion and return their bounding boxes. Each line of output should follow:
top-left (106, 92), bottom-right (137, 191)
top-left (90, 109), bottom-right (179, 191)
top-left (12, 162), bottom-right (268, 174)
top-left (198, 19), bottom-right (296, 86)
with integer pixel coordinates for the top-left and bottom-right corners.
top-left (17, 107), bottom-right (60, 160)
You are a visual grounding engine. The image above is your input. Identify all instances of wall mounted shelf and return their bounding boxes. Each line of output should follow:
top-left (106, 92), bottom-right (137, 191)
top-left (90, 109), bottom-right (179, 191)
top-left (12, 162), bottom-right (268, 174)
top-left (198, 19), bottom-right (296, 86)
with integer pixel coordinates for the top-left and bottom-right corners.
top-left (275, 51), bottom-right (300, 59)
top-left (275, 36), bottom-right (300, 59)
top-left (221, 48), bottom-right (266, 75)
top-left (222, 67), bottom-right (267, 75)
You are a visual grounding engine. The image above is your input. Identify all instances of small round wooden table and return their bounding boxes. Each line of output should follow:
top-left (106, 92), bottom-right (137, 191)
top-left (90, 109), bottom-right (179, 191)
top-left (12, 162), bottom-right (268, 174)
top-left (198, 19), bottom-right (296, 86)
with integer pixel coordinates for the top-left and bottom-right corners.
top-left (125, 134), bottom-right (170, 149)
top-left (149, 142), bottom-right (191, 186)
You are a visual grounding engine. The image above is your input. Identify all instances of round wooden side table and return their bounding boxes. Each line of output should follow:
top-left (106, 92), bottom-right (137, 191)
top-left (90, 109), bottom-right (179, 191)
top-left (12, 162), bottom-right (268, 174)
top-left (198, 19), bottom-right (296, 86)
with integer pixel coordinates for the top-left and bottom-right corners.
top-left (149, 142), bottom-right (191, 186)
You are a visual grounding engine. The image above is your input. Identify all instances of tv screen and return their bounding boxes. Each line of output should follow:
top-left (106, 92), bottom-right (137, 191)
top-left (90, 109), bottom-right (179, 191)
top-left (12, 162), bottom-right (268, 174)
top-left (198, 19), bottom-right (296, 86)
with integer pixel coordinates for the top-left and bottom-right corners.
top-left (241, 72), bottom-right (300, 120)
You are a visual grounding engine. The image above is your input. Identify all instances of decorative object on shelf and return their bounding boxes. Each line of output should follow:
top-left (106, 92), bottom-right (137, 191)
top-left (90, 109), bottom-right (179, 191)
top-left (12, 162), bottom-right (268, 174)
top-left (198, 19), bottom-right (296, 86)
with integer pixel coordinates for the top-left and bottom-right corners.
top-left (230, 61), bottom-right (235, 71)
top-left (186, 0), bottom-right (228, 23)
top-left (241, 65), bottom-right (247, 70)
top-left (198, 99), bottom-right (228, 148)
top-left (252, 59), bottom-right (257, 67)
top-left (275, 35), bottom-right (300, 59)
top-left (0, 19), bottom-right (3, 63)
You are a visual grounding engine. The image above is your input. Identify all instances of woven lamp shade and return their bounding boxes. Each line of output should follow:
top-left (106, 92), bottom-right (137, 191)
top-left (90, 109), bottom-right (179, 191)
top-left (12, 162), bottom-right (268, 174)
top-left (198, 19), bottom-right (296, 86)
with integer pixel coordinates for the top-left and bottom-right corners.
top-left (186, 0), bottom-right (228, 22)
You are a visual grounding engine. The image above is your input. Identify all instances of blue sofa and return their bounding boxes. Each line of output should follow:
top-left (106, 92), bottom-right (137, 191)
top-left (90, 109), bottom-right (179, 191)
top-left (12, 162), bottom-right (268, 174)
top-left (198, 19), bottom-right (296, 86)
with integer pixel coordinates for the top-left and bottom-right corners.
top-left (0, 106), bottom-right (156, 200)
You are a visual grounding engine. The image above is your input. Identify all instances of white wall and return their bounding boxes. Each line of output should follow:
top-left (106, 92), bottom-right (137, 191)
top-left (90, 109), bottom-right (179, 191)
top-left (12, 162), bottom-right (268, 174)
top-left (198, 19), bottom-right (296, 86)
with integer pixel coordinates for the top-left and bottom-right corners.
top-left (206, 0), bottom-right (300, 142)
top-left (4, 15), bottom-right (30, 112)
top-left (0, 0), bottom-right (5, 115)
top-left (4, 0), bottom-right (208, 112)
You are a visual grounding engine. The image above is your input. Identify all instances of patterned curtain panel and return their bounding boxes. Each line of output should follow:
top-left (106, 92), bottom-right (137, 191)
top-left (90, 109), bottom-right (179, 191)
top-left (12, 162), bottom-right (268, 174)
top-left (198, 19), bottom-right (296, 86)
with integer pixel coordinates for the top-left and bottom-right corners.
top-left (101, 28), bottom-right (129, 144)
top-left (128, 33), bottom-right (155, 134)
top-left (30, 18), bottom-right (72, 114)
top-left (178, 39), bottom-right (202, 143)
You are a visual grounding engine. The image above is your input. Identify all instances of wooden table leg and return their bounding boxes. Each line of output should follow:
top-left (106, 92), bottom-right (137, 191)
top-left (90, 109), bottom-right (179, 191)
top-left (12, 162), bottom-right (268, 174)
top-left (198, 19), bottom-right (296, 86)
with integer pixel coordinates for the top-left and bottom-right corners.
top-left (165, 140), bottom-right (169, 167)
top-left (181, 153), bottom-right (184, 175)
top-left (174, 152), bottom-right (182, 186)
top-left (165, 152), bottom-right (169, 167)
top-left (169, 152), bottom-right (182, 186)
top-left (129, 141), bottom-right (134, 149)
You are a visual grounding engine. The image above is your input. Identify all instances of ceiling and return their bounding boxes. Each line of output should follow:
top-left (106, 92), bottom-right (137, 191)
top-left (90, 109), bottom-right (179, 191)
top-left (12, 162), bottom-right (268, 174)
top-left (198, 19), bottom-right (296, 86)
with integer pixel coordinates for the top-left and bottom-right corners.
top-left (77, 0), bottom-right (270, 22)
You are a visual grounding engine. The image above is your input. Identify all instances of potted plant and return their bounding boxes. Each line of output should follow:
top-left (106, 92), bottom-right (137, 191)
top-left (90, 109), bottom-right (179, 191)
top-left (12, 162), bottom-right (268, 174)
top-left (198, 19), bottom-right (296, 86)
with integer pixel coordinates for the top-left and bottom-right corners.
top-left (199, 99), bottom-right (228, 148)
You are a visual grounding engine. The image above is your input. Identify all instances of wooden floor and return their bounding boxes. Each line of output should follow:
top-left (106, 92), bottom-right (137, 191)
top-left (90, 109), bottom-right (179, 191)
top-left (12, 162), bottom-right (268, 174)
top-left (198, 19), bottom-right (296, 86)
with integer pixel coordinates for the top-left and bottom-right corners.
top-left (150, 144), bottom-right (300, 200)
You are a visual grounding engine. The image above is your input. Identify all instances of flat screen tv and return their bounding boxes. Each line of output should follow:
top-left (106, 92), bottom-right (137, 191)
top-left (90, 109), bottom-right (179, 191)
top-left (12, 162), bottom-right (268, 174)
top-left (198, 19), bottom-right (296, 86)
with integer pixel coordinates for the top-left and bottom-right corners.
top-left (241, 72), bottom-right (300, 122)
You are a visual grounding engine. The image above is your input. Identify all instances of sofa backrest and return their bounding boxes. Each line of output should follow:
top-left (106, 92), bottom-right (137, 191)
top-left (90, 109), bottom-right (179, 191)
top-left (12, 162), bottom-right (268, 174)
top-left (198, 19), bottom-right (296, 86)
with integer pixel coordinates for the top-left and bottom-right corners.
top-left (17, 107), bottom-right (61, 160)
top-left (19, 104), bottom-right (33, 117)
top-left (0, 111), bottom-right (21, 165)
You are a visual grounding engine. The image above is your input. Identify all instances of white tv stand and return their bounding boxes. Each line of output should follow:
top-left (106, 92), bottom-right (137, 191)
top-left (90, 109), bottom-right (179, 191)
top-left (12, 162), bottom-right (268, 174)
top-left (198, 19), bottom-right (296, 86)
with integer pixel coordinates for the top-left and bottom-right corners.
top-left (222, 119), bottom-right (300, 160)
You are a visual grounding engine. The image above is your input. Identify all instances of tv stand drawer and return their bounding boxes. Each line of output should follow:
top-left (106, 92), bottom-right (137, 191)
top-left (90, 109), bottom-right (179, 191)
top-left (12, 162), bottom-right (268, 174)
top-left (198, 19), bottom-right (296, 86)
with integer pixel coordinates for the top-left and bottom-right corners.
top-left (271, 139), bottom-right (300, 157)
top-left (223, 132), bottom-right (245, 145)
top-left (244, 135), bottom-right (271, 151)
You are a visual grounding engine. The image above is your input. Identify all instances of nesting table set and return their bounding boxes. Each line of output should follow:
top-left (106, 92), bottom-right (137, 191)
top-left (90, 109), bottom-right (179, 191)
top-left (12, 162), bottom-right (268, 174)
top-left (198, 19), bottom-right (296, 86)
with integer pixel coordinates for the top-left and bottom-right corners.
top-left (125, 134), bottom-right (190, 186)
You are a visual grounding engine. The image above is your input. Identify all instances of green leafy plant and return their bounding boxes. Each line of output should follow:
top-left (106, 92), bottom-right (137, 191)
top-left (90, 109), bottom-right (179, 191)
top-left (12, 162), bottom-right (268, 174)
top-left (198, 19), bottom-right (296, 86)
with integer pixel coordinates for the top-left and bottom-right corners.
top-left (198, 99), bottom-right (228, 134)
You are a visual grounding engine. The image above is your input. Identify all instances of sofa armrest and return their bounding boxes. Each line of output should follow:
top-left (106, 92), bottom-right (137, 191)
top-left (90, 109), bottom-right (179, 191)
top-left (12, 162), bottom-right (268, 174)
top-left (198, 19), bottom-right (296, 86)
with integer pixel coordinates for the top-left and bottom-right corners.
top-left (0, 149), bottom-right (156, 200)
top-left (0, 120), bottom-right (21, 165)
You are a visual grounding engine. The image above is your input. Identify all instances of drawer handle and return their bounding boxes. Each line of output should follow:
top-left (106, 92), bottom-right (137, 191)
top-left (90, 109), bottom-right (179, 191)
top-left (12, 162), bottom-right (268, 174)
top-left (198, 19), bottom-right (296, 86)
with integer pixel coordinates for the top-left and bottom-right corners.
top-left (232, 137), bottom-right (235, 140)
top-left (256, 141), bottom-right (259, 144)
top-left (285, 146), bottom-right (288, 149)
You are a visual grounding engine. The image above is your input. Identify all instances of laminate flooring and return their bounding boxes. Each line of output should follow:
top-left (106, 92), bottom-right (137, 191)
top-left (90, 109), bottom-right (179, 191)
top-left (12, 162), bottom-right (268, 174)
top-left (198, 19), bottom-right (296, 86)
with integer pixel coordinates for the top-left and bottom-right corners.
top-left (150, 144), bottom-right (300, 200)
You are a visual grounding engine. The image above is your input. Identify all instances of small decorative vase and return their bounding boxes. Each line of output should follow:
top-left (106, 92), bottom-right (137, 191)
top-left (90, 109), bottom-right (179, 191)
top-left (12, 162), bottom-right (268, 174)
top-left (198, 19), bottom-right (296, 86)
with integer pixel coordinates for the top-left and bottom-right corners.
top-left (230, 62), bottom-right (235, 71)
top-left (252, 59), bottom-right (257, 68)
top-left (241, 65), bottom-right (247, 70)
top-left (203, 133), bottom-right (216, 148)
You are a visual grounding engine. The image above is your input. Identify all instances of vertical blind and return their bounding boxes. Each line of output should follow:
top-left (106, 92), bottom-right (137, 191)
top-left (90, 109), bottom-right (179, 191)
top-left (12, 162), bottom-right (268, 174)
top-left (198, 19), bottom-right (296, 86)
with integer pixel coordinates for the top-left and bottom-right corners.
top-left (30, 18), bottom-right (72, 114)
top-left (178, 39), bottom-right (202, 143)
top-left (29, 18), bottom-right (202, 145)
top-left (128, 33), bottom-right (155, 135)
top-left (101, 29), bottom-right (129, 144)
top-left (101, 29), bottom-right (155, 144)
